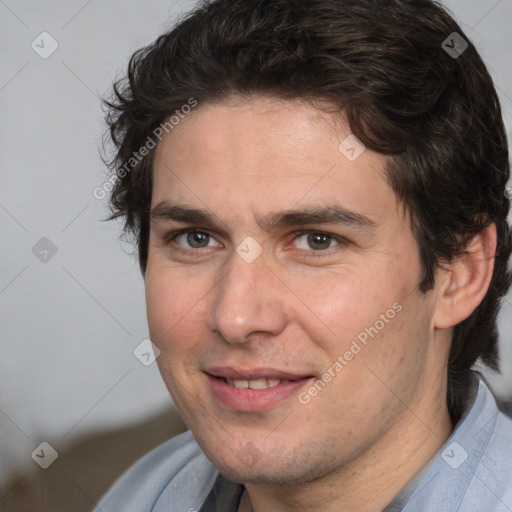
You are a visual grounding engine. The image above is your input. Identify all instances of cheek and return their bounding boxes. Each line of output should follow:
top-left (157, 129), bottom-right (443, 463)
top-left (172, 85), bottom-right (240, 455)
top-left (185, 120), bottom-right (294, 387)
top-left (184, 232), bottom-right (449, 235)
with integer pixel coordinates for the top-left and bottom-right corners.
top-left (145, 267), bottom-right (210, 354)
top-left (290, 270), bottom-right (396, 354)
top-left (146, 269), bottom-right (213, 409)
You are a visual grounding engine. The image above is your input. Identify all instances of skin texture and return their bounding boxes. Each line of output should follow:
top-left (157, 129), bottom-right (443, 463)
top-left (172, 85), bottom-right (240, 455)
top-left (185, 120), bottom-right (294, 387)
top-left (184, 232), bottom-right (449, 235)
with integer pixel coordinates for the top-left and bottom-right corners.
top-left (145, 96), bottom-right (496, 512)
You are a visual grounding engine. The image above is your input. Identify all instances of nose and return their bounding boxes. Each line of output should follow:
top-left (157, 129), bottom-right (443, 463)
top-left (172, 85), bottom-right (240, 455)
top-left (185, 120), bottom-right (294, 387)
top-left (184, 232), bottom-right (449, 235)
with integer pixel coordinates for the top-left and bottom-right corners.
top-left (206, 250), bottom-right (288, 344)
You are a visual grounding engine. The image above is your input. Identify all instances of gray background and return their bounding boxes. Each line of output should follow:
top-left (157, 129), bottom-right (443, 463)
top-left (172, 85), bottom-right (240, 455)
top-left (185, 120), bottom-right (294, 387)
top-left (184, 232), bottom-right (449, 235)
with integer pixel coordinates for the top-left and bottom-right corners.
top-left (1, 0), bottom-right (511, 510)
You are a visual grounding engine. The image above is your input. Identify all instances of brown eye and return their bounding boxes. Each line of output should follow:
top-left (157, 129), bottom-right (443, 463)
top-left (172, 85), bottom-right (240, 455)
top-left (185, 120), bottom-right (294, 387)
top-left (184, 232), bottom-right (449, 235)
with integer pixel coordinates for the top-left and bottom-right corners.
top-left (174, 230), bottom-right (219, 249)
top-left (293, 232), bottom-right (339, 251)
top-left (186, 231), bottom-right (210, 248)
top-left (306, 233), bottom-right (333, 250)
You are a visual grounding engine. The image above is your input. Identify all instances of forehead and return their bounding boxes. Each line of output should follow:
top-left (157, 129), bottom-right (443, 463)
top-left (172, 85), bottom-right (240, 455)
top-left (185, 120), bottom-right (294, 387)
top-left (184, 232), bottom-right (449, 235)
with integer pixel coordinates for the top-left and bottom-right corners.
top-left (151, 96), bottom-right (398, 225)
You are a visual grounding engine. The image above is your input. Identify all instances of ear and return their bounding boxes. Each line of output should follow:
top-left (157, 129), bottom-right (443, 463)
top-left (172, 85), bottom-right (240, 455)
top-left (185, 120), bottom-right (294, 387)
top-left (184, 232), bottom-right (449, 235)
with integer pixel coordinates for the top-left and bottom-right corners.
top-left (433, 223), bottom-right (497, 329)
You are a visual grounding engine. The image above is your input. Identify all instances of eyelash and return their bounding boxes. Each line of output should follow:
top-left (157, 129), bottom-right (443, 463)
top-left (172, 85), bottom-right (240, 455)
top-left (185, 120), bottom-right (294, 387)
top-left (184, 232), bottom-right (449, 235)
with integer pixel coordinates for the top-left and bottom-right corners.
top-left (164, 229), bottom-right (218, 256)
top-left (164, 229), bottom-right (347, 256)
top-left (290, 230), bottom-right (347, 255)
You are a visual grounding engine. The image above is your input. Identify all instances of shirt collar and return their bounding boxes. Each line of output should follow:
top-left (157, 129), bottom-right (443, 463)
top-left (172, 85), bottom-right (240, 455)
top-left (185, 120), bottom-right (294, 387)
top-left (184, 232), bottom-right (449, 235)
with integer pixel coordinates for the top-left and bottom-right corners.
top-left (403, 371), bottom-right (501, 509)
top-left (382, 371), bottom-right (480, 511)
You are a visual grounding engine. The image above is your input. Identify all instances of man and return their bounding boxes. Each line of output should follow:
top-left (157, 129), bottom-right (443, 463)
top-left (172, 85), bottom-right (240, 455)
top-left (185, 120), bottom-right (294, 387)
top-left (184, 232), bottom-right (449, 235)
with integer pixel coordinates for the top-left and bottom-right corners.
top-left (97, 0), bottom-right (512, 510)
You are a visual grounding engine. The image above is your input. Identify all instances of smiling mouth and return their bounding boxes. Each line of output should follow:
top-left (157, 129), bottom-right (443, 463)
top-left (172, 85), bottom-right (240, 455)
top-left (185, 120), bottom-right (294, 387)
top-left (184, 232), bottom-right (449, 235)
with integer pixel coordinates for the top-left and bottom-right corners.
top-left (206, 367), bottom-right (313, 387)
top-left (206, 371), bottom-right (315, 411)
top-left (225, 377), bottom-right (286, 389)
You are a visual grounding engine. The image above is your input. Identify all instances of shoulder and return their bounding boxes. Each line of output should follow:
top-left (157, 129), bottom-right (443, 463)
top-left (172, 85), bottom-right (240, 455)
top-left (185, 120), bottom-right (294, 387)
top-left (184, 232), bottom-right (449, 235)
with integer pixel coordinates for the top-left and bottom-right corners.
top-left (458, 378), bottom-right (512, 509)
top-left (96, 430), bottom-right (218, 512)
top-left (472, 406), bottom-right (512, 508)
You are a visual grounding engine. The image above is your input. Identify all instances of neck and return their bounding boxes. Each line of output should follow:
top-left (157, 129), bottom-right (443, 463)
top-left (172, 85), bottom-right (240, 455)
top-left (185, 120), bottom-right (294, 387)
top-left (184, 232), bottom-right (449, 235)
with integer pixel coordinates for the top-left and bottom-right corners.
top-left (244, 373), bottom-right (453, 512)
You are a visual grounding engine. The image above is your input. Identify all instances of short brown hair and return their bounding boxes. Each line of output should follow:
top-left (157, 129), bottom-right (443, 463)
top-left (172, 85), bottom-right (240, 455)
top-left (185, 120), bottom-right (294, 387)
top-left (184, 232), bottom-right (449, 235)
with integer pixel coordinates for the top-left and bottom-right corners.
top-left (104, 0), bottom-right (511, 413)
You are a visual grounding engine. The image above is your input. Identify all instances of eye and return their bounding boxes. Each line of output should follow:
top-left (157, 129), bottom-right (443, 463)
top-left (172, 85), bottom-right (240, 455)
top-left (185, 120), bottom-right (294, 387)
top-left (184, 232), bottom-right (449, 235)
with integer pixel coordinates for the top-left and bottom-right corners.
top-left (293, 232), bottom-right (340, 251)
top-left (173, 230), bottom-right (220, 249)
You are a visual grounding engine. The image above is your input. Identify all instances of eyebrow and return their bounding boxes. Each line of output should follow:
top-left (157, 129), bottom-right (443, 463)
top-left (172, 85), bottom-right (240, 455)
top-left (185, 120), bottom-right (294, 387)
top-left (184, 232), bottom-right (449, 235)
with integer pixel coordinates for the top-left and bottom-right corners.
top-left (263, 205), bottom-right (376, 231)
top-left (151, 203), bottom-right (214, 226)
top-left (150, 202), bottom-right (376, 232)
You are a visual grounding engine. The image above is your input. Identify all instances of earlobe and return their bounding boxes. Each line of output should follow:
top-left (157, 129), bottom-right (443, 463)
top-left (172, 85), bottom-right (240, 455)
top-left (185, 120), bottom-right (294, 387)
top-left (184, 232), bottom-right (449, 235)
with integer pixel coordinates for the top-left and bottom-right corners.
top-left (433, 223), bottom-right (497, 329)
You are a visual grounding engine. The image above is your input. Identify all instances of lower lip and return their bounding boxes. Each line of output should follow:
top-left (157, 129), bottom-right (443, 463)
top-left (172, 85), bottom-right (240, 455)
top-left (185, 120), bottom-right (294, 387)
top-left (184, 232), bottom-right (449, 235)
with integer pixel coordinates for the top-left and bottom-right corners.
top-left (207, 375), bottom-right (312, 411)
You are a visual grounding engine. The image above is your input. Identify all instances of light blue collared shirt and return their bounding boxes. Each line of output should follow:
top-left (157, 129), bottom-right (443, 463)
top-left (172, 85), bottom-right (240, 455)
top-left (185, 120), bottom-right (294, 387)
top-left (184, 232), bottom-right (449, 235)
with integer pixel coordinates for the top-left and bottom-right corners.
top-left (95, 373), bottom-right (512, 512)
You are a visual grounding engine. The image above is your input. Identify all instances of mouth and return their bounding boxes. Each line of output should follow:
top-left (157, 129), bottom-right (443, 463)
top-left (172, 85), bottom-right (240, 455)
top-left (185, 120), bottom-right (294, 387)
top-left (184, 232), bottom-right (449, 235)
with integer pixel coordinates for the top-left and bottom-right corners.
top-left (225, 377), bottom-right (284, 389)
top-left (205, 367), bottom-right (314, 411)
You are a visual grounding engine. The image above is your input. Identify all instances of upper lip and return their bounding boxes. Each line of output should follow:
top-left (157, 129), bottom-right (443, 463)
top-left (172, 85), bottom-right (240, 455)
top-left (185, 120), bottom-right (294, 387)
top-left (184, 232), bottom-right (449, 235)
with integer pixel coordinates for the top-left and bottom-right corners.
top-left (205, 366), bottom-right (312, 381)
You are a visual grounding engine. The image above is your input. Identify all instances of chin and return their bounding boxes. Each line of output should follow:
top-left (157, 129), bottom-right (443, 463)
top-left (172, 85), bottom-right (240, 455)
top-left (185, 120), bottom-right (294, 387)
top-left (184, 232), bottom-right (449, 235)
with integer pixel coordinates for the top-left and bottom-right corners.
top-left (203, 440), bottom-right (343, 486)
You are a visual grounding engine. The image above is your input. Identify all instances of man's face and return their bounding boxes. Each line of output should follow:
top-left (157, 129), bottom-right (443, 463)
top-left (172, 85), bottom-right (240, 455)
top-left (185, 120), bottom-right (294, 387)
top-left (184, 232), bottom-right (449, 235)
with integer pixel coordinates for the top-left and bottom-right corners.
top-left (146, 97), bottom-right (445, 484)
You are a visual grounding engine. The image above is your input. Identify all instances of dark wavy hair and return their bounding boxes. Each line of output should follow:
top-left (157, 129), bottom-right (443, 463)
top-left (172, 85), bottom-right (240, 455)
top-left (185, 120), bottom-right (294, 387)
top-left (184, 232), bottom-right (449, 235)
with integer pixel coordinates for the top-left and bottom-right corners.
top-left (104, 0), bottom-right (511, 415)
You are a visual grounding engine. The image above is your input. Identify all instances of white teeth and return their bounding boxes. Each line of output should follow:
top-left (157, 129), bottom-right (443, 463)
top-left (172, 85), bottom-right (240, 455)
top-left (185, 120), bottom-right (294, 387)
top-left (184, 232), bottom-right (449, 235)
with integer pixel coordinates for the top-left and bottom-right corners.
top-left (248, 379), bottom-right (268, 390)
top-left (226, 378), bottom-right (282, 389)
